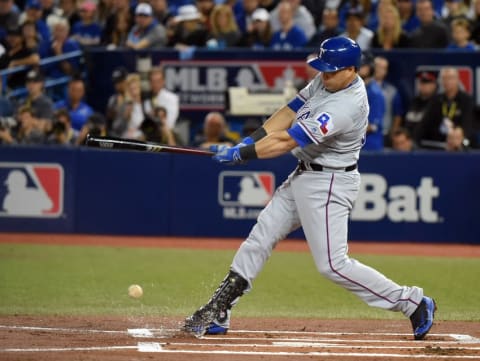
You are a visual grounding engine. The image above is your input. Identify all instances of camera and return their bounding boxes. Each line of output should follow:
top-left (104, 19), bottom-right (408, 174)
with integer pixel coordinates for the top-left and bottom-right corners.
top-left (0, 116), bottom-right (16, 131)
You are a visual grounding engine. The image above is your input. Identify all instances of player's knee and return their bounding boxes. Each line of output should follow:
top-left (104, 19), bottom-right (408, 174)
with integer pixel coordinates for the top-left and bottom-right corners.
top-left (315, 258), bottom-right (347, 281)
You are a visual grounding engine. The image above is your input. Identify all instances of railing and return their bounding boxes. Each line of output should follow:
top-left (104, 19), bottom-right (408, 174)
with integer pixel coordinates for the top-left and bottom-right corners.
top-left (0, 50), bottom-right (84, 98)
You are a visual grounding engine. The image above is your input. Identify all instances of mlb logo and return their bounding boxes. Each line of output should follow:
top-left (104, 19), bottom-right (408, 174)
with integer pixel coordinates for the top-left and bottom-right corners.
top-left (0, 162), bottom-right (64, 218)
top-left (218, 171), bottom-right (275, 207)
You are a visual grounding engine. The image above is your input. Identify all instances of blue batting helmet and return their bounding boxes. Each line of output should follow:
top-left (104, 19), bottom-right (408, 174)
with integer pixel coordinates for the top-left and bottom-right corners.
top-left (308, 36), bottom-right (362, 73)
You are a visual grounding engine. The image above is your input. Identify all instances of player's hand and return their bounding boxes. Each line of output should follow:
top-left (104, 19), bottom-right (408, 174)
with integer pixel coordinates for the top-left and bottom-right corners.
top-left (209, 144), bottom-right (229, 153)
top-left (212, 145), bottom-right (243, 165)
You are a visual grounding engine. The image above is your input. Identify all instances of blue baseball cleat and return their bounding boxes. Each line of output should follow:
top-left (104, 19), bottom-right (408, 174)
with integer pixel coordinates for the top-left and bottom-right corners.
top-left (205, 322), bottom-right (228, 335)
top-left (410, 296), bottom-right (437, 340)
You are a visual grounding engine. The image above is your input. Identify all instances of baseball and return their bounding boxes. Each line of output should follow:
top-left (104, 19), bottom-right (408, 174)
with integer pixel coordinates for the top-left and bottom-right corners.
top-left (128, 284), bottom-right (143, 299)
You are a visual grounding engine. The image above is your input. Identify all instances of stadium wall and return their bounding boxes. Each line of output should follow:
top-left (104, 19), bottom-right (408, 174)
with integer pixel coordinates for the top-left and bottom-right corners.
top-left (0, 146), bottom-right (479, 244)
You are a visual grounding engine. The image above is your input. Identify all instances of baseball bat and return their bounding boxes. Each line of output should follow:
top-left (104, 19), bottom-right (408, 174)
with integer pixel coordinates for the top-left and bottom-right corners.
top-left (85, 135), bottom-right (214, 156)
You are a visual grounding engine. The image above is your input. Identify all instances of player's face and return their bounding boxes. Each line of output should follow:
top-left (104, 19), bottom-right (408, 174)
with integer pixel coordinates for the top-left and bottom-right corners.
top-left (321, 67), bottom-right (356, 92)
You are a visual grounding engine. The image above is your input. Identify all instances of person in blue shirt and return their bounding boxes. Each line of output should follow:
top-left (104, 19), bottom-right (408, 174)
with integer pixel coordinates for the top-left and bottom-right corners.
top-left (71, 1), bottom-right (102, 46)
top-left (55, 76), bottom-right (94, 131)
top-left (21, 0), bottom-right (51, 43)
top-left (270, 1), bottom-right (307, 50)
top-left (447, 18), bottom-right (477, 51)
top-left (40, 17), bottom-right (81, 79)
top-left (359, 53), bottom-right (385, 151)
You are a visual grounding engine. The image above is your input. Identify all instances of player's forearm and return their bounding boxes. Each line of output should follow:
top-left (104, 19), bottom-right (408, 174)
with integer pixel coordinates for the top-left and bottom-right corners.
top-left (247, 130), bottom-right (298, 159)
top-left (262, 105), bottom-right (296, 134)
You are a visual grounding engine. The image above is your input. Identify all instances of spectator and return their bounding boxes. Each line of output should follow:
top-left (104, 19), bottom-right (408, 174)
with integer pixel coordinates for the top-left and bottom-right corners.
top-left (143, 66), bottom-right (179, 130)
top-left (39, 0), bottom-right (64, 30)
top-left (126, 3), bottom-right (167, 49)
top-left (373, 56), bottom-right (404, 145)
top-left (58, 0), bottom-right (80, 29)
top-left (0, 26), bottom-right (40, 90)
top-left (71, 1), bottom-right (103, 47)
top-left (106, 12), bottom-right (130, 48)
top-left (192, 111), bottom-right (236, 149)
top-left (258, 0), bottom-right (278, 12)
top-left (111, 73), bottom-right (145, 139)
top-left (337, 0), bottom-right (372, 31)
top-left (14, 105), bottom-right (46, 145)
top-left (445, 125), bottom-right (468, 151)
top-left (22, 68), bottom-right (55, 132)
top-left (341, 6), bottom-right (374, 50)
top-left (102, 0), bottom-right (134, 46)
top-left (0, 80), bottom-right (14, 118)
top-left (55, 76), bottom-right (94, 131)
top-left (446, 17), bottom-right (476, 50)
top-left (233, 0), bottom-right (260, 35)
top-left (106, 66), bottom-right (128, 131)
top-left (45, 108), bottom-right (77, 145)
top-left (0, 118), bottom-right (16, 144)
top-left (207, 4), bottom-right (241, 48)
top-left (238, 7), bottom-right (273, 48)
top-left (40, 17), bottom-right (82, 79)
top-left (270, 1), bottom-right (308, 49)
top-left (21, 20), bottom-right (48, 53)
top-left (409, 0), bottom-right (449, 48)
top-left (76, 112), bottom-right (107, 145)
top-left (19, 0), bottom-right (51, 44)
top-left (441, 0), bottom-right (469, 26)
top-left (403, 70), bottom-right (438, 140)
top-left (97, 0), bottom-right (115, 28)
top-left (359, 53), bottom-right (385, 151)
top-left (140, 106), bottom-right (177, 145)
top-left (151, 0), bottom-right (174, 27)
top-left (416, 67), bottom-right (474, 149)
top-left (307, 7), bottom-right (341, 47)
top-left (195, 0), bottom-right (215, 30)
top-left (391, 127), bottom-right (415, 151)
top-left (301, 0), bottom-right (325, 28)
top-left (397, 0), bottom-right (420, 33)
top-left (0, 0), bottom-right (19, 41)
top-left (371, 4), bottom-right (410, 49)
top-left (270, 0), bottom-right (316, 41)
top-left (169, 4), bottom-right (209, 48)
top-left (471, 0), bottom-right (480, 45)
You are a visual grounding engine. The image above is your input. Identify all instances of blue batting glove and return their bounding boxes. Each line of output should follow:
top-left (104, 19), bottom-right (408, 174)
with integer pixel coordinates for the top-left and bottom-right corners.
top-left (212, 145), bottom-right (243, 164)
top-left (209, 144), bottom-right (229, 153)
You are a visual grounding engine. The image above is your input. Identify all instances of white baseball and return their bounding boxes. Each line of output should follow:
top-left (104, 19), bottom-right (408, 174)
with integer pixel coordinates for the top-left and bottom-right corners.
top-left (128, 284), bottom-right (143, 299)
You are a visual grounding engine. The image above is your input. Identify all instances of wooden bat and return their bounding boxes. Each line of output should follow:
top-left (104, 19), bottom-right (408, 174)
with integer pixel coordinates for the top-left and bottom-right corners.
top-left (85, 135), bottom-right (214, 156)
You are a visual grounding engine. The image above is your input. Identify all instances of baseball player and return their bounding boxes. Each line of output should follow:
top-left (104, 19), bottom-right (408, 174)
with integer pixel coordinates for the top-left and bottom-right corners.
top-left (184, 36), bottom-right (436, 340)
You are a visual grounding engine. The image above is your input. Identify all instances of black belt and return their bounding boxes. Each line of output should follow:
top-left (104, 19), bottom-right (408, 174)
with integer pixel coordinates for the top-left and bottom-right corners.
top-left (298, 161), bottom-right (357, 172)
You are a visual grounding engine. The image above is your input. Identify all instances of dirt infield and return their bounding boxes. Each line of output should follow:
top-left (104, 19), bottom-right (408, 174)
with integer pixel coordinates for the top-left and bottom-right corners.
top-left (1, 233), bottom-right (479, 360)
top-left (1, 233), bottom-right (480, 258)
top-left (0, 316), bottom-right (479, 361)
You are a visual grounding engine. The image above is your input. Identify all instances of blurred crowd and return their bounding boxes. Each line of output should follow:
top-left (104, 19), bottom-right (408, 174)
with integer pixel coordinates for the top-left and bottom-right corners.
top-left (0, 0), bottom-right (479, 151)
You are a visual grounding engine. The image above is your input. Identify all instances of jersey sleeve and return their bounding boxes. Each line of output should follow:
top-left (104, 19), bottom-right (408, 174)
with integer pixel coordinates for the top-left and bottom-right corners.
top-left (287, 75), bottom-right (321, 112)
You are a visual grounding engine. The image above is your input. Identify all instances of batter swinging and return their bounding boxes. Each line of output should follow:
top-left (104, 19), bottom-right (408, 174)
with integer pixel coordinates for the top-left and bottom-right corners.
top-left (184, 36), bottom-right (436, 340)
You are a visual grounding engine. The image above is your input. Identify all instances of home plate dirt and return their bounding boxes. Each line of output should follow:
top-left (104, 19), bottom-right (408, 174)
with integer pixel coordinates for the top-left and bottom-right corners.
top-left (0, 316), bottom-right (479, 361)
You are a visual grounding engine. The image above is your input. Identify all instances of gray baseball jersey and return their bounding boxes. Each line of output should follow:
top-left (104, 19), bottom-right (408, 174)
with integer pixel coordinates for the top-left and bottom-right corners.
top-left (289, 74), bottom-right (368, 167)
top-left (231, 73), bottom-right (424, 319)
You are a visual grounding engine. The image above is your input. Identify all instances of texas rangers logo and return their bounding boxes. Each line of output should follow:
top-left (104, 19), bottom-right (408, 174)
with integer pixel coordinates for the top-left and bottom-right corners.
top-left (317, 112), bottom-right (332, 135)
top-left (219, 171), bottom-right (275, 207)
top-left (0, 162), bottom-right (64, 218)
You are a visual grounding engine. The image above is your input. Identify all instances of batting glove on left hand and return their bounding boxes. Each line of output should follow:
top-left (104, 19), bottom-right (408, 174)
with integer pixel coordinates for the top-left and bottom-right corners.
top-left (212, 145), bottom-right (243, 165)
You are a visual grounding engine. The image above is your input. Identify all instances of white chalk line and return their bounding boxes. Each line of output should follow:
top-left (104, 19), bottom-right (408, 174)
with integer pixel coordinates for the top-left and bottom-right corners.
top-left (3, 325), bottom-right (479, 343)
top-left (2, 324), bottom-right (479, 358)
top-left (2, 342), bottom-right (480, 359)
top-left (154, 340), bottom-right (480, 351)
top-left (124, 348), bottom-right (480, 359)
top-left (0, 325), bottom-right (126, 334)
top-left (204, 335), bottom-right (480, 346)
